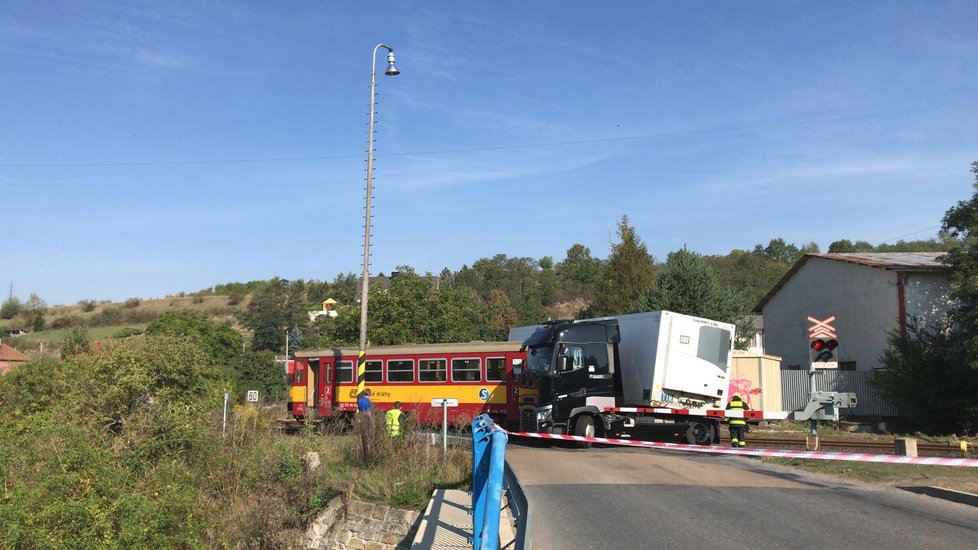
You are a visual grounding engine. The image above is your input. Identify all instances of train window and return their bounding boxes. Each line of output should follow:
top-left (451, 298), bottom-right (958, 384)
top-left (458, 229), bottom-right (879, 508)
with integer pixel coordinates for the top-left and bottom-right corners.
top-left (337, 361), bottom-right (354, 383)
top-left (486, 357), bottom-right (505, 382)
top-left (419, 359), bottom-right (447, 382)
top-left (365, 360), bottom-right (382, 382)
top-left (387, 359), bottom-right (414, 382)
top-left (451, 358), bottom-right (481, 382)
top-left (294, 363), bottom-right (304, 384)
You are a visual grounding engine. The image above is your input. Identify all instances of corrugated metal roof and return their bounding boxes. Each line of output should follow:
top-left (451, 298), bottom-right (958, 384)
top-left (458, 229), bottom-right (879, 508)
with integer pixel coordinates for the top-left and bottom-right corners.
top-left (809, 252), bottom-right (946, 270)
top-left (753, 252), bottom-right (949, 312)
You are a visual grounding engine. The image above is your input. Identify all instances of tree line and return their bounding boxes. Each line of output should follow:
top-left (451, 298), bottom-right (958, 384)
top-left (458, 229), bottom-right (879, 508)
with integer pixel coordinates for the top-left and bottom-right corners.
top-left (232, 216), bottom-right (953, 355)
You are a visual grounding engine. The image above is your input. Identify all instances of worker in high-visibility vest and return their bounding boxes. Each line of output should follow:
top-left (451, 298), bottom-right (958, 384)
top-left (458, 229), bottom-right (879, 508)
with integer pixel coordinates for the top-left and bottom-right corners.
top-left (385, 401), bottom-right (403, 437)
top-left (726, 392), bottom-right (749, 448)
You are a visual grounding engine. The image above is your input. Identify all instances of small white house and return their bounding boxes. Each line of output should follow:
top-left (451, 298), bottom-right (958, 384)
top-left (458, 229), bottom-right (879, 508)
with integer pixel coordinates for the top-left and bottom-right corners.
top-left (756, 253), bottom-right (953, 371)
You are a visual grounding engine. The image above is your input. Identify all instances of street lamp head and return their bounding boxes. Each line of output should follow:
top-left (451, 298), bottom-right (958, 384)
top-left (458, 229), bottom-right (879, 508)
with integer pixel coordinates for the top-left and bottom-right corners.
top-left (384, 50), bottom-right (400, 76)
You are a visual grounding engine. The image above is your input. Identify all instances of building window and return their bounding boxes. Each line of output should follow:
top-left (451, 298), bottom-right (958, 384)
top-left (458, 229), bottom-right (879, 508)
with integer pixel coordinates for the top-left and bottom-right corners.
top-left (451, 358), bottom-right (481, 382)
top-left (419, 359), bottom-right (447, 382)
top-left (387, 359), bottom-right (414, 382)
top-left (839, 361), bottom-right (857, 371)
top-left (486, 358), bottom-right (505, 382)
top-left (365, 360), bottom-right (382, 382)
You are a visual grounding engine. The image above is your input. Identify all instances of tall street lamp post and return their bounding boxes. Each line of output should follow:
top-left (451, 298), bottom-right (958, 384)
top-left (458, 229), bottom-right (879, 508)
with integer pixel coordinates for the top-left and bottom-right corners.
top-left (357, 44), bottom-right (400, 400)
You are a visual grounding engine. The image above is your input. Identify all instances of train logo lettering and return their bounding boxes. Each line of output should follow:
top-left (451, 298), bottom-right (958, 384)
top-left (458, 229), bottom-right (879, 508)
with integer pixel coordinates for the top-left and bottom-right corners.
top-left (479, 388), bottom-right (490, 402)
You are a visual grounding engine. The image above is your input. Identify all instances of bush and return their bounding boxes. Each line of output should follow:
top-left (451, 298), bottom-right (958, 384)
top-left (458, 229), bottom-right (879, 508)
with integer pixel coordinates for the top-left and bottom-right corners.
top-left (227, 291), bottom-right (245, 306)
top-left (88, 306), bottom-right (123, 327)
top-left (113, 327), bottom-right (143, 339)
top-left (30, 313), bottom-right (45, 332)
top-left (874, 320), bottom-right (978, 434)
top-left (79, 299), bottom-right (97, 312)
top-left (51, 315), bottom-right (81, 329)
top-left (61, 325), bottom-right (90, 358)
top-left (124, 297), bottom-right (140, 309)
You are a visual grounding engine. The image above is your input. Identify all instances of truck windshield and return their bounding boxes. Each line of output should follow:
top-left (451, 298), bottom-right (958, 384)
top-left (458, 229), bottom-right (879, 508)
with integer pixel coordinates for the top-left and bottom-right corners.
top-left (526, 345), bottom-right (554, 374)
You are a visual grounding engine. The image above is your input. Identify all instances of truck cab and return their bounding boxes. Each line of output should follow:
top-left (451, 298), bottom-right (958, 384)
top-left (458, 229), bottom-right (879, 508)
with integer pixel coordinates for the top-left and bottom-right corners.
top-left (519, 319), bottom-right (621, 436)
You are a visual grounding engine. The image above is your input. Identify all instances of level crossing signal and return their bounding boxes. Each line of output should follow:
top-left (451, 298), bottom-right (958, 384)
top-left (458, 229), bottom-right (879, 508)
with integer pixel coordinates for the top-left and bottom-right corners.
top-left (807, 315), bottom-right (838, 368)
top-left (810, 337), bottom-right (838, 364)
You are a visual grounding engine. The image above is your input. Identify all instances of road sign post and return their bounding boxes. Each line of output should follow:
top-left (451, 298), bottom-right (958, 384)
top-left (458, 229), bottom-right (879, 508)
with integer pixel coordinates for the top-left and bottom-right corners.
top-left (432, 398), bottom-right (459, 456)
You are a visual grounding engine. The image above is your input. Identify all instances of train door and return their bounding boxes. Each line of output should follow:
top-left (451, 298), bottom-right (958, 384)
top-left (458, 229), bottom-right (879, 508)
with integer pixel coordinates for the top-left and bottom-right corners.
top-left (306, 358), bottom-right (319, 417)
top-left (506, 352), bottom-right (525, 424)
top-left (319, 356), bottom-right (334, 416)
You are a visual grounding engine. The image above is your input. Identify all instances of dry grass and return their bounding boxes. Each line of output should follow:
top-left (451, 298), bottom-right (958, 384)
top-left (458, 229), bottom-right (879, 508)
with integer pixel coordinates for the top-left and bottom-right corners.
top-left (758, 421), bottom-right (978, 495)
top-left (196, 407), bottom-right (472, 549)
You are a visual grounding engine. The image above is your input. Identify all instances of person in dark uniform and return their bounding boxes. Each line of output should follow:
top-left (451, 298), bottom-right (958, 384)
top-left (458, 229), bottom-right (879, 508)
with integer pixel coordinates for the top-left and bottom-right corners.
top-left (726, 392), bottom-right (749, 447)
top-left (357, 388), bottom-right (373, 415)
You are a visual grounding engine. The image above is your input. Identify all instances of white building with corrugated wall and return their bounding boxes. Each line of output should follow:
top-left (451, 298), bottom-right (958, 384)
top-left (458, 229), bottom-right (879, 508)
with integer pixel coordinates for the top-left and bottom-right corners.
top-left (756, 253), bottom-right (953, 372)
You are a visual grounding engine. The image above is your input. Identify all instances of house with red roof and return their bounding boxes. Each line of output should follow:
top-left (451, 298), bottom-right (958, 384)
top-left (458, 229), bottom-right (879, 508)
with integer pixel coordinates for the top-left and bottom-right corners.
top-left (0, 342), bottom-right (29, 375)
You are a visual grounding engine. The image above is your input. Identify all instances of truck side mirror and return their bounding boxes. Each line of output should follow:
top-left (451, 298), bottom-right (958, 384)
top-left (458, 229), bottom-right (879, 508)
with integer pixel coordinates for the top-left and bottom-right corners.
top-left (559, 356), bottom-right (571, 372)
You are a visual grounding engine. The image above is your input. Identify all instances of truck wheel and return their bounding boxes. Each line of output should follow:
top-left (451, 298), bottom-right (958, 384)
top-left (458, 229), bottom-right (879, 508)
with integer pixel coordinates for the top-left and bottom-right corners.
top-left (574, 415), bottom-right (596, 449)
top-left (685, 421), bottom-right (715, 445)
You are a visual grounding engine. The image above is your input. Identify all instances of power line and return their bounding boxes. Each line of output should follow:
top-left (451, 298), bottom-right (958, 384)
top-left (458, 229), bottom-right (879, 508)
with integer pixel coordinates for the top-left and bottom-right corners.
top-left (1, 103), bottom-right (975, 169)
top-left (877, 225), bottom-right (943, 244)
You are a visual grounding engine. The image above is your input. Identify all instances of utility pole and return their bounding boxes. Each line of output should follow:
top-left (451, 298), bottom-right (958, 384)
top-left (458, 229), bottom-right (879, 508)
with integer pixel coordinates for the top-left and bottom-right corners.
top-left (7, 282), bottom-right (12, 300)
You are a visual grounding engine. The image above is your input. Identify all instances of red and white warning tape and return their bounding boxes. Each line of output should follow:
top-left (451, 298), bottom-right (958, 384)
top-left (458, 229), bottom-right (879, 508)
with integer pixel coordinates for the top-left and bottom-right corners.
top-left (604, 406), bottom-right (790, 421)
top-left (506, 431), bottom-right (978, 468)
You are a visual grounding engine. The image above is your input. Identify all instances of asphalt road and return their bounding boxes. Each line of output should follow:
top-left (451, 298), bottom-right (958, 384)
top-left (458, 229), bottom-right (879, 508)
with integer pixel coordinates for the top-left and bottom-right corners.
top-left (506, 440), bottom-right (978, 550)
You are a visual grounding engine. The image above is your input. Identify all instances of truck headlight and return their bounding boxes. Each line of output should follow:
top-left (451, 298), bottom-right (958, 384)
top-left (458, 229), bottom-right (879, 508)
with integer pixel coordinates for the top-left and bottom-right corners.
top-left (536, 407), bottom-right (553, 424)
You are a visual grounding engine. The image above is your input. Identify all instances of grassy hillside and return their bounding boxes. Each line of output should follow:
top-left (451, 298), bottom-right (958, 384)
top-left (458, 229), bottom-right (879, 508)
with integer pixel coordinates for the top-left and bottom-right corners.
top-left (1, 293), bottom-right (252, 356)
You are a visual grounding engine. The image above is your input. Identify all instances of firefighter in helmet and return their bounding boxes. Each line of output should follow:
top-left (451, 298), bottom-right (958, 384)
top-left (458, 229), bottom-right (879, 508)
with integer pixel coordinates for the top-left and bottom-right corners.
top-left (726, 392), bottom-right (749, 448)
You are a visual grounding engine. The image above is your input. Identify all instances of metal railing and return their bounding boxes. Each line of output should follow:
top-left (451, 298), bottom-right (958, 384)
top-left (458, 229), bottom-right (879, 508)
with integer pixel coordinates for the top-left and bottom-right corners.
top-left (471, 414), bottom-right (508, 550)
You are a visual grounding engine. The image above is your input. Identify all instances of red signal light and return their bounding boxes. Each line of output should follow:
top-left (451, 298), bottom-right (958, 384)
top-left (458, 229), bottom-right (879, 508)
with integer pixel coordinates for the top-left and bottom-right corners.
top-left (826, 339), bottom-right (838, 350)
top-left (811, 339), bottom-right (825, 351)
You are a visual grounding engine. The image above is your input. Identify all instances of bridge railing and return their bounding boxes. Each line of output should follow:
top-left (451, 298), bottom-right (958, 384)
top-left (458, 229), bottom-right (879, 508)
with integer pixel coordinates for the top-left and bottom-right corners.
top-left (471, 414), bottom-right (508, 550)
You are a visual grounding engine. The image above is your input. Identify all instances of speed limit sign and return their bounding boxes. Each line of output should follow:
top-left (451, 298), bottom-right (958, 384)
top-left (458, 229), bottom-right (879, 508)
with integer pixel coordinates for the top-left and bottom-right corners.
top-left (246, 390), bottom-right (259, 402)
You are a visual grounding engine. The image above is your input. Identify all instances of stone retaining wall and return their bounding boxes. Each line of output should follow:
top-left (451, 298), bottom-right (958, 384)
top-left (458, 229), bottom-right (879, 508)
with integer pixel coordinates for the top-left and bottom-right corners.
top-left (304, 496), bottom-right (421, 550)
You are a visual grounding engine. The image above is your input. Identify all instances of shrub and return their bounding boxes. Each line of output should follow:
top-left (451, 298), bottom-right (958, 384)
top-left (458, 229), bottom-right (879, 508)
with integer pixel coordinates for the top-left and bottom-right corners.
top-left (227, 291), bottom-right (245, 306)
top-left (61, 325), bottom-right (90, 358)
top-left (51, 315), bottom-right (81, 329)
top-left (89, 306), bottom-right (123, 327)
top-left (113, 327), bottom-right (143, 339)
top-left (79, 300), bottom-right (97, 312)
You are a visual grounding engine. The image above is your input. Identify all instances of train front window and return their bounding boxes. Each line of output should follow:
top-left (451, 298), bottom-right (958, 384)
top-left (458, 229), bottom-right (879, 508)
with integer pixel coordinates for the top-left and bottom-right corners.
top-left (527, 345), bottom-right (554, 374)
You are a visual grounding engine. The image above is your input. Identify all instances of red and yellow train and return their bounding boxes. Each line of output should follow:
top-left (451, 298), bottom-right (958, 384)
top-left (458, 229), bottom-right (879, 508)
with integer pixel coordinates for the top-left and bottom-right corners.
top-left (290, 341), bottom-right (529, 426)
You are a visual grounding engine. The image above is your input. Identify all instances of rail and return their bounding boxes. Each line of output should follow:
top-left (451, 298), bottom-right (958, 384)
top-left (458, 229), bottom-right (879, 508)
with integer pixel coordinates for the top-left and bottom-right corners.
top-left (728, 435), bottom-right (977, 456)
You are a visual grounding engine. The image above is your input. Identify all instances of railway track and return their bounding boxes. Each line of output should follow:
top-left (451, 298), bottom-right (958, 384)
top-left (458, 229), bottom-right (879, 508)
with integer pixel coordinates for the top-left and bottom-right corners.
top-left (726, 434), bottom-right (975, 457)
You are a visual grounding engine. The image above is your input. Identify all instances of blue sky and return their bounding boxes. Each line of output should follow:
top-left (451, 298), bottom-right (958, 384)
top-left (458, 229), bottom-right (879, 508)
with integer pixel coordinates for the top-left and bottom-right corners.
top-left (2, 1), bottom-right (977, 305)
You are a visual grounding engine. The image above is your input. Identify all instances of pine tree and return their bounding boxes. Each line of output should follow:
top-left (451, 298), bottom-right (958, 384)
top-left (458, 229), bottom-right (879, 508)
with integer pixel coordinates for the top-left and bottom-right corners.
top-left (634, 248), bottom-right (754, 347)
top-left (584, 215), bottom-right (655, 317)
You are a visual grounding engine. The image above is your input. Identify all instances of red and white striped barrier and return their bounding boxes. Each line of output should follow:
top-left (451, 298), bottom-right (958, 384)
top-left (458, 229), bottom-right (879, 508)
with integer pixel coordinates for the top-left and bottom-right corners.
top-left (507, 431), bottom-right (978, 468)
